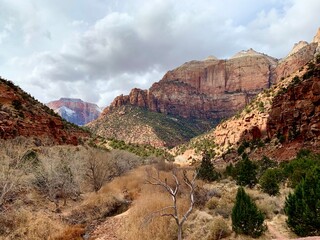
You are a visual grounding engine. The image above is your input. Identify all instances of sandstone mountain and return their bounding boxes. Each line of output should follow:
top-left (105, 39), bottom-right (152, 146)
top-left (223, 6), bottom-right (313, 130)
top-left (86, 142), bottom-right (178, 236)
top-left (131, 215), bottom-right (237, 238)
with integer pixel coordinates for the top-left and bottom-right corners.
top-left (0, 78), bottom-right (90, 145)
top-left (47, 98), bottom-right (101, 126)
top-left (90, 28), bottom-right (319, 147)
top-left (101, 48), bottom-right (277, 121)
top-left (176, 32), bottom-right (320, 162)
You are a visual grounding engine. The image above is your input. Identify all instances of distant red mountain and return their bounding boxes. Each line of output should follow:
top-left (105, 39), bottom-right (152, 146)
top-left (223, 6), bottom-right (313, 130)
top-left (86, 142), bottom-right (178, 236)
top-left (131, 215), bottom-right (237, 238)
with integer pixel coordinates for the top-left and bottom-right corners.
top-left (47, 98), bottom-right (101, 126)
top-left (0, 79), bottom-right (90, 145)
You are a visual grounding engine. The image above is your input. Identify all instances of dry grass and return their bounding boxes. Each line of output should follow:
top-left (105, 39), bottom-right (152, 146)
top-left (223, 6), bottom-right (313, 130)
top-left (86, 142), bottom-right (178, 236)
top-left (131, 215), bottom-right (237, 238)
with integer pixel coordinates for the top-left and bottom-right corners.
top-left (118, 167), bottom-right (195, 240)
top-left (209, 215), bottom-right (232, 240)
top-left (0, 209), bottom-right (65, 240)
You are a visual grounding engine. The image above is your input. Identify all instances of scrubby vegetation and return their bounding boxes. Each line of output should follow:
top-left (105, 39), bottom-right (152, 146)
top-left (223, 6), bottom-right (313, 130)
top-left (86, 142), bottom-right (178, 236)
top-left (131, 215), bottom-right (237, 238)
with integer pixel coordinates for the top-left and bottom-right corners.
top-left (285, 165), bottom-right (320, 237)
top-left (1, 134), bottom-right (320, 239)
top-left (196, 151), bottom-right (221, 182)
top-left (232, 187), bottom-right (266, 237)
top-left (108, 138), bottom-right (174, 160)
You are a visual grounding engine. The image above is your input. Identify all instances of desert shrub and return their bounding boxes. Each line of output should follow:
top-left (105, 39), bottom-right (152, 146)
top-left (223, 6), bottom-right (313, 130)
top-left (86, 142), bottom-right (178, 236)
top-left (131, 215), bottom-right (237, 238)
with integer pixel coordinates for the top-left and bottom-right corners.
top-left (224, 163), bottom-right (236, 178)
top-left (285, 166), bottom-right (320, 237)
top-left (197, 152), bottom-right (221, 182)
top-left (12, 99), bottom-right (23, 110)
top-left (281, 150), bottom-right (320, 188)
top-left (237, 141), bottom-right (249, 156)
top-left (33, 159), bottom-right (80, 209)
top-left (256, 155), bottom-right (278, 178)
top-left (292, 75), bottom-right (301, 85)
top-left (256, 195), bottom-right (282, 219)
top-left (206, 197), bottom-right (219, 210)
top-left (234, 157), bottom-right (257, 187)
top-left (232, 187), bottom-right (266, 238)
top-left (84, 149), bottom-right (113, 192)
top-left (259, 168), bottom-right (281, 196)
top-left (209, 216), bottom-right (231, 240)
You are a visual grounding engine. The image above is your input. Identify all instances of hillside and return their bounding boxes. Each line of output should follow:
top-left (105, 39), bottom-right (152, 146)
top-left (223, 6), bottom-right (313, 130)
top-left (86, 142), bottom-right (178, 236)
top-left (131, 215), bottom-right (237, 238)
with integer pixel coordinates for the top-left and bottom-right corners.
top-left (90, 29), bottom-right (319, 147)
top-left (176, 51), bottom-right (320, 163)
top-left (87, 105), bottom-right (217, 147)
top-left (47, 98), bottom-right (101, 126)
top-left (0, 78), bottom-right (90, 145)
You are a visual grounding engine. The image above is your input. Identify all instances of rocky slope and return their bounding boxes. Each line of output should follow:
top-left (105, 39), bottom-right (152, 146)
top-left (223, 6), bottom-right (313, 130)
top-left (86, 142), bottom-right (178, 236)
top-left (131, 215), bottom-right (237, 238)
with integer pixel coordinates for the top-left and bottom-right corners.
top-left (177, 54), bottom-right (320, 162)
top-left (87, 105), bottom-right (216, 147)
top-left (47, 98), bottom-right (101, 126)
top-left (174, 28), bottom-right (320, 162)
top-left (0, 78), bottom-right (90, 145)
top-left (90, 28), bottom-right (320, 148)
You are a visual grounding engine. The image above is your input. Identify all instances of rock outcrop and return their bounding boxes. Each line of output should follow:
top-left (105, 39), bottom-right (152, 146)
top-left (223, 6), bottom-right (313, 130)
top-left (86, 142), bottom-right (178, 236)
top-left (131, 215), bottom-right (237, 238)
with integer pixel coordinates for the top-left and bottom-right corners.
top-left (100, 49), bottom-right (277, 122)
top-left (47, 98), bottom-right (101, 126)
top-left (91, 28), bottom-right (320, 148)
top-left (267, 63), bottom-right (320, 145)
top-left (0, 78), bottom-right (90, 145)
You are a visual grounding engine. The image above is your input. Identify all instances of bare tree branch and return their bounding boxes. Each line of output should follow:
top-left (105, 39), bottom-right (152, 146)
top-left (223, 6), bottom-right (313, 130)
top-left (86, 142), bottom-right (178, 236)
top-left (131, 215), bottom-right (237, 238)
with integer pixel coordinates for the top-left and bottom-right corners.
top-left (145, 168), bottom-right (197, 240)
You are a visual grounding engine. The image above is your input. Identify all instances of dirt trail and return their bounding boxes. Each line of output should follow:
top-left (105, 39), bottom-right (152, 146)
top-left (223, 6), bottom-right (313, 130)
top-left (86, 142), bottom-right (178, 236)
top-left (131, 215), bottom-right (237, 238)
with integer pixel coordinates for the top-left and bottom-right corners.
top-left (90, 210), bottom-right (129, 240)
top-left (267, 221), bottom-right (320, 240)
top-left (267, 222), bottom-right (288, 240)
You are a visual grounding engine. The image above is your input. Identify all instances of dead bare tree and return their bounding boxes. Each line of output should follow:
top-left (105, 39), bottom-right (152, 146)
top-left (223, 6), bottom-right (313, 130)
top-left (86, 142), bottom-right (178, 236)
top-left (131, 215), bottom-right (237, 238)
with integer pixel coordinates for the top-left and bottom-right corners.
top-left (0, 166), bottom-right (15, 207)
top-left (146, 168), bottom-right (197, 240)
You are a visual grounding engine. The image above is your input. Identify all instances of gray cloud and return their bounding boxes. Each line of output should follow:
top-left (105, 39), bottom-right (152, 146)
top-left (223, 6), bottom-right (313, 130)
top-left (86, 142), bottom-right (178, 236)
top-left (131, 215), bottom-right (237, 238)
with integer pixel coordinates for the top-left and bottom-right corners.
top-left (1, 0), bottom-right (319, 107)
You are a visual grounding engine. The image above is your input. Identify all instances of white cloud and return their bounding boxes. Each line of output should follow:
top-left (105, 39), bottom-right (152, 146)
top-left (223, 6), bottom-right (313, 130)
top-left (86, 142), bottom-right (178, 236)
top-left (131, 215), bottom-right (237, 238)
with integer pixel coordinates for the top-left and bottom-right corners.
top-left (1, 0), bottom-right (319, 107)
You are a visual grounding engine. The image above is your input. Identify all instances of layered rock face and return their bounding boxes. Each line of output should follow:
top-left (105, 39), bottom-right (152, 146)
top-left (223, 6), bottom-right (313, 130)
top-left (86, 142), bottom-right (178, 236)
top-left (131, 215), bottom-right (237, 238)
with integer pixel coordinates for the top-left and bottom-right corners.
top-left (0, 78), bottom-right (90, 145)
top-left (101, 29), bottom-right (320, 125)
top-left (102, 49), bottom-right (278, 121)
top-left (267, 63), bottom-right (320, 144)
top-left (91, 28), bottom-right (320, 147)
top-left (47, 98), bottom-right (101, 126)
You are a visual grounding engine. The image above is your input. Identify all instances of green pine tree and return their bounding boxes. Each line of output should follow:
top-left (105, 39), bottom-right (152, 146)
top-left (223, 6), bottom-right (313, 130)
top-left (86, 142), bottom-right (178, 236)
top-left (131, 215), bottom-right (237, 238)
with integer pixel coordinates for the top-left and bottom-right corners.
top-left (259, 168), bottom-right (281, 196)
top-left (235, 156), bottom-right (257, 187)
top-left (232, 187), bottom-right (266, 238)
top-left (285, 166), bottom-right (320, 236)
top-left (197, 151), bottom-right (220, 182)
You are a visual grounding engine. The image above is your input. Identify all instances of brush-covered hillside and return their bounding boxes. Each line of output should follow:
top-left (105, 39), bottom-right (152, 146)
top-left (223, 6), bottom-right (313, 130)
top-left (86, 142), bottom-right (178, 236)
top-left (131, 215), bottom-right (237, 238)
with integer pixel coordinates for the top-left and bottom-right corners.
top-left (0, 77), bottom-right (90, 145)
top-left (87, 105), bottom-right (217, 147)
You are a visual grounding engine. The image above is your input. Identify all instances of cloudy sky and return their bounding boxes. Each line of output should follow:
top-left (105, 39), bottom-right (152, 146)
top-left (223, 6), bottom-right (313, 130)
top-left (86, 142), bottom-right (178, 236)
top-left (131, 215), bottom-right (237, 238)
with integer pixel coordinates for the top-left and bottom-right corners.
top-left (0, 0), bottom-right (319, 107)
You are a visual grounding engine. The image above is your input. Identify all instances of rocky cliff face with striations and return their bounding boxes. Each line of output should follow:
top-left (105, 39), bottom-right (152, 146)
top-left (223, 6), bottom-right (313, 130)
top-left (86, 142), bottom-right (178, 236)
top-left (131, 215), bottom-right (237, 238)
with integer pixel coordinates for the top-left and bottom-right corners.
top-left (174, 28), bottom-right (320, 161)
top-left (47, 98), bottom-right (101, 126)
top-left (0, 78), bottom-right (90, 145)
top-left (91, 28), bottom-right (320, 147)
top-left (267, 62), bottom-right (320, 145)
top-left (101, 49), bottom-right (278, 122)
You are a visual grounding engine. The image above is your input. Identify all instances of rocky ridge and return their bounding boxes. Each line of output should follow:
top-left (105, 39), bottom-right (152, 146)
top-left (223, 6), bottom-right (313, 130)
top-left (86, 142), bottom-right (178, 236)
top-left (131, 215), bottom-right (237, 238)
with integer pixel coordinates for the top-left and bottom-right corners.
top-left (174, 28), bottom-right (320, 161)
top-left (47, 98), bottom-right (101, 126)
top-left (0, 78), bottom-right (90, 145)
top-left (177, 55), bottom-right (320, 162)
top-left (91, 28), bottom-right (320, 148)
top-left (101, 49), bottom-right (277, 121)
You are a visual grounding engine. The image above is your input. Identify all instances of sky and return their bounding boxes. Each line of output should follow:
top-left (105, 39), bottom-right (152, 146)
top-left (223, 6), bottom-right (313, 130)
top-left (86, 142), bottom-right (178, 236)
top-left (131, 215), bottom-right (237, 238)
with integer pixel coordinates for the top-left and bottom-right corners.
top-left (0, 0), bottom-right (319, 107)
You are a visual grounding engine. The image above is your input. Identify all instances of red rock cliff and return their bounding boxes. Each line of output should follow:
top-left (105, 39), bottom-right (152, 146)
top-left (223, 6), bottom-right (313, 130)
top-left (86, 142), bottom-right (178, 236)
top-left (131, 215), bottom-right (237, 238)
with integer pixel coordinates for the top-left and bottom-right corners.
top-left (101, 49), bottom-right (278, 121)
top-left (0, 78), bottom-right (90, 145)
top-left (47, 98), bottom-right (101, 126)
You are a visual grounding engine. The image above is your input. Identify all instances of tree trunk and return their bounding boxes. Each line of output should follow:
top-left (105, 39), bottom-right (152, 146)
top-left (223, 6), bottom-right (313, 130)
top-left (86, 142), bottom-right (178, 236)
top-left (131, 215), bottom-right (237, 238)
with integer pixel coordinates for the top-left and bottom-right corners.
top-left (178, 224), bottom-right (183, 240)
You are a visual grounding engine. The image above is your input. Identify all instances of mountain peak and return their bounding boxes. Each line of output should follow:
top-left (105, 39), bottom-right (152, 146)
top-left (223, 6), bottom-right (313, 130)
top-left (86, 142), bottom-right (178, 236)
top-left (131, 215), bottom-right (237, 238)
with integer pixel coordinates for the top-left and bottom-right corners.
top-left (59, 98), bottom-right (83, 102)
top-left (204, 55), bottom-right (218, 61)
top-left (47, 98), bottom-right (101, 125)
top-left (312, 27), bottom-right (320, 43)
top-left (287, 41), bottom-right (309, 57)
top-left (230, 48), bottom-right (262, 59)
